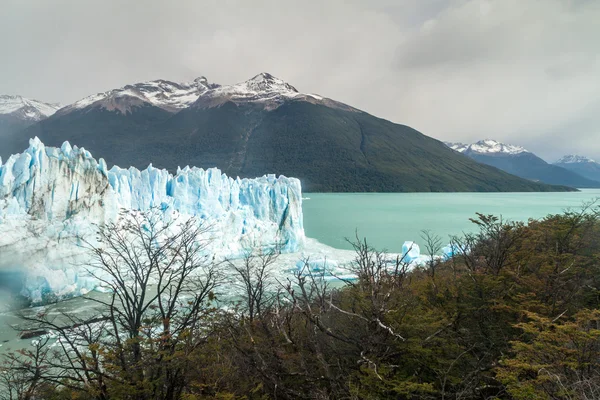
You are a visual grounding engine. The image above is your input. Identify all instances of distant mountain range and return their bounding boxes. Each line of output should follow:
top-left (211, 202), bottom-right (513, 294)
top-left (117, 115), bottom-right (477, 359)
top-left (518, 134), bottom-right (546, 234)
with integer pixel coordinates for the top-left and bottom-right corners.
top-left (0, 74), bottom-right (573, 192)
top-left (0, 95), bottom-right (60, 140)
top-left (446, 140), bottom-right (600, 188)
top-left (554, 155), bottom-right (600, 184)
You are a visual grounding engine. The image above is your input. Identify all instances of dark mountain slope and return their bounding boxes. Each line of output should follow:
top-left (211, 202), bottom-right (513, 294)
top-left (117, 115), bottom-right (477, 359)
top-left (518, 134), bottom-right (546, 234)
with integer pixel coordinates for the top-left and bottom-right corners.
top-left (555, 156), bottom-right (600, 184)
top-left (446, 140), bottom-right (600, 189)
top-left (0, 95), bottom-right (60, 144)
top-left (237, 102), bottom-right (564, 192)
top-left (26, 99), bottom-right (564, 192)
top-left (5, 105), bottom-right (173, 164)
top-left (1, 74), bottom-right (574, 192)
top-left (0, 115), bottom-right (32, 142)
top-left (466, 152), bottom-right (600, 188)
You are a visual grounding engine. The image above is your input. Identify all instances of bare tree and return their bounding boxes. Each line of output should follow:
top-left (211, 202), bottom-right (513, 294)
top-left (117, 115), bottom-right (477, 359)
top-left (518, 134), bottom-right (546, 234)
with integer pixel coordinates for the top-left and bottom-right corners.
top-left (0, 337), bottom-right (51, 400)
top-left (276, 238), bottom-right (413, 393)
top-left (227, 243), bottom-right (281, 324)
top-left (421, 229), bottom-right (443, 280)
top-left (3, 208), bottom-right (221, 400)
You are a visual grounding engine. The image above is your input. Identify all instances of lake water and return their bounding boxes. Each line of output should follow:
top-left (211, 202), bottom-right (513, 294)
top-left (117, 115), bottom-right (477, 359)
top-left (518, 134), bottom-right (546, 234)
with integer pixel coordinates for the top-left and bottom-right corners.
top-left (2, 189), bottom-right (600, 352)
top-left (303, 189), bottom-right (600, 252)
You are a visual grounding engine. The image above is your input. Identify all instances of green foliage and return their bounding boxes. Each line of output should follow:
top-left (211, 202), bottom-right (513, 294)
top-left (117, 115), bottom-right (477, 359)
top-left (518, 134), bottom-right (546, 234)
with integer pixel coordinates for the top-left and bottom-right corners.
top-left (497, 310), bottom-right (600, 399)
top-left (4, 204), bottom-right (600, 399)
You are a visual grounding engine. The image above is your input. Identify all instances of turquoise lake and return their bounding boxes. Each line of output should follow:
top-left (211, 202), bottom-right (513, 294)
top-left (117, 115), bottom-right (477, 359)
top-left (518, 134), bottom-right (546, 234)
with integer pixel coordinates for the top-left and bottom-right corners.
top-left (302, 190), bottom-right (600, 252)
top-left (2, 190), bottom-right (600, 350)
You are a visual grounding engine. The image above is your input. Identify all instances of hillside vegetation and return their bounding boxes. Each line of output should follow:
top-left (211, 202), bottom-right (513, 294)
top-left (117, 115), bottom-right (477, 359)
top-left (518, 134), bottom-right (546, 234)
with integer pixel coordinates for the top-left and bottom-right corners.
top-left (3, 101), bottom-right (573, 192)
top-left (4, 202), bottom-right (600, 399)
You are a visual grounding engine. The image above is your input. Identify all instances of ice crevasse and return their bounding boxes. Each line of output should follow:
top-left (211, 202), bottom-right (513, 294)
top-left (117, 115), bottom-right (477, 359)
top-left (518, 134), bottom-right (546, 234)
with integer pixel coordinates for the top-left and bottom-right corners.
top-left (0, 138), bottom-right (305, 303)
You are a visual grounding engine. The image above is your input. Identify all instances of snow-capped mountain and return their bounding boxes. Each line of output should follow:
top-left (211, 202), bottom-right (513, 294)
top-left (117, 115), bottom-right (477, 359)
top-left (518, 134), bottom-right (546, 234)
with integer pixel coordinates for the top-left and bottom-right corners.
top-left (445, 142), bottom-right (468, 153)
top-left (447, 139), bottom-right (528, 155)
top-left (192, 72), bottom-right (355, 111)
top-left (556, 155), bottom-right (596, 164)
top-left (54, 72), bottom-right (354, 116)
top-left (445, 140), bottom-right (600, 188)
top-left (57, 77), bottom-right (220, 115)
top-left (0, 75), bottom-right (574, 192)
top-left (554, 155), bottom-right (600, 183)
top-left (0, 95), bottom-right (60, 121)
top-left (0, 95), bottom-right (61, 143)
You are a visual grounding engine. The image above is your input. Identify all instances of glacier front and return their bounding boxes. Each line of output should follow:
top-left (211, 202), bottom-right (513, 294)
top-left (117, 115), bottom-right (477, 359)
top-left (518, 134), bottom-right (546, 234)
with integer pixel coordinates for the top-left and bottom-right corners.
top-left (0, 138), bottom-right (304, 303)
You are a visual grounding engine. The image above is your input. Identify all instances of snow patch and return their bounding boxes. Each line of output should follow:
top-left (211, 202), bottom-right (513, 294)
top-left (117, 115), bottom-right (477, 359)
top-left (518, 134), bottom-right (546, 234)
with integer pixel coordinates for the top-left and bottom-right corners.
top-left (445, 139), bottom-right (528, 155)
top-left (57, 72), bottom-right (355, 115)
top-left (556, 154), bottom-right (597, 164)
top-left (0, 95), bottom-right (60, 120)
top-left (59, 77), bottom-right (221, 114)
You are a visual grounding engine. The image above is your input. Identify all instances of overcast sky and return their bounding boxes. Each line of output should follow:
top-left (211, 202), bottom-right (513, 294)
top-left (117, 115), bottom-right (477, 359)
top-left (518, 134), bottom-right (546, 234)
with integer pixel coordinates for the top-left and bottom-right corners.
top-left (2, 0), bottom-right (599, 161)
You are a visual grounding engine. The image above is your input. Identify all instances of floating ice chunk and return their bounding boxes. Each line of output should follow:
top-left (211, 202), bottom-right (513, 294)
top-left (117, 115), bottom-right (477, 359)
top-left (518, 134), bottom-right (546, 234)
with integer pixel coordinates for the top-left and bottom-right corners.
top-left (441, 244), bottom-right (460, 260)
top-left (401, 241), bottom-right (420, 262)
top-left (296, 257), bottom-right (338, 272)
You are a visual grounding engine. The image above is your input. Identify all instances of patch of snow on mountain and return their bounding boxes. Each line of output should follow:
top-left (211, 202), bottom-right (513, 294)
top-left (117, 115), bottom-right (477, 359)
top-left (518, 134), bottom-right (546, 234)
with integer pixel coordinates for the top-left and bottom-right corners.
top-left (444, 142), bottom-right (468, 153)
top-left (60, 77), bottom-right (220, 114)
top-left (0, 138), bottom-right (304, 303)
top-left (0, 95), bottom-right (60, 121)
top-left (196, 72), bottom-right (301, 108)
top-left (467, 140), bottom-right (528, 155)
top-left (556, 155), bottom-right (597, 164)
top-left (444, 140), bottom-right (530, 155)
top-left (56, 73), bottom-right (356, 115)
top-left (192, 72), bottom-right (357, 111)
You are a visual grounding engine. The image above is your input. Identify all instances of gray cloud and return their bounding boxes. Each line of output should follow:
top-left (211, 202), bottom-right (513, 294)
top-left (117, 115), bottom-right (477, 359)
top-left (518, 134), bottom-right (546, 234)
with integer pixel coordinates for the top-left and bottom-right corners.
top-left (1, 0), bottom-right (599, 161)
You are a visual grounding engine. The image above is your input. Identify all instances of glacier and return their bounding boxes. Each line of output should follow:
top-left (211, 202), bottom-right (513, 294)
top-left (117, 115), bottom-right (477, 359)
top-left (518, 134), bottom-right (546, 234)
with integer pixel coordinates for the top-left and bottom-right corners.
top-left (0, 138), bottom-right (304, 303)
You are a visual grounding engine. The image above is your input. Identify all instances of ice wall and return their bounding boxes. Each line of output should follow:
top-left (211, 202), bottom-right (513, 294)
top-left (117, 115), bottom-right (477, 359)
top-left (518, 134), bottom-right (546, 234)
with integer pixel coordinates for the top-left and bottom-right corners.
top-left (0, 138), bottom-right (304, 303)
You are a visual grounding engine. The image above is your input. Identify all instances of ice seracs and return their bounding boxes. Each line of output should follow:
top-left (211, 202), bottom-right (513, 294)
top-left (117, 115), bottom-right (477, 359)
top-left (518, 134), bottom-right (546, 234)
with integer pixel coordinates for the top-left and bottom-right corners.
top-left (0, 138), bottom-right (304, 303)
top-left (0, 95), bottom-right (60, 121)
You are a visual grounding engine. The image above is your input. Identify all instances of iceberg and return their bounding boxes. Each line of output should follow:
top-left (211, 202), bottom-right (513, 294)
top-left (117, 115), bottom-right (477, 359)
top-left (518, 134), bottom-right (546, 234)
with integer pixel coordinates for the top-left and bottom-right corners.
top-left (0, 138), bottom-right (304, 303)
top-left (401, 241), bottom-right (420, 263)
top-left (441, 244), bottom-right (459, 260)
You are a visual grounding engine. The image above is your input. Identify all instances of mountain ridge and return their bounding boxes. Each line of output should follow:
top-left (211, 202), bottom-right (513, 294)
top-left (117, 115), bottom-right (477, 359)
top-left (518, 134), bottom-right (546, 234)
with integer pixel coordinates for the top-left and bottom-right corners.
top-left (556, 154), bottom-right (597, 164)
top-left (446, 140), bottom-right (600, 188)
top-left (0, 95), bottom-right (60, 121)
top-left (0, 74), bottom-right (577, 193)
top-left (447, 139), bottom-right (528, 156)
top-left (0, 95), bottom-right (61, 142)
top-left (554, 155), bottom-right (600, 183)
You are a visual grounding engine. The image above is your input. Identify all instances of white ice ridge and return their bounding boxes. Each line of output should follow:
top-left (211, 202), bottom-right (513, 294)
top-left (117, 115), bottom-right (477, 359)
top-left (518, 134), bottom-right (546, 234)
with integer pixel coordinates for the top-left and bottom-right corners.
top-left (0, 138), bottom-right (304, 303)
